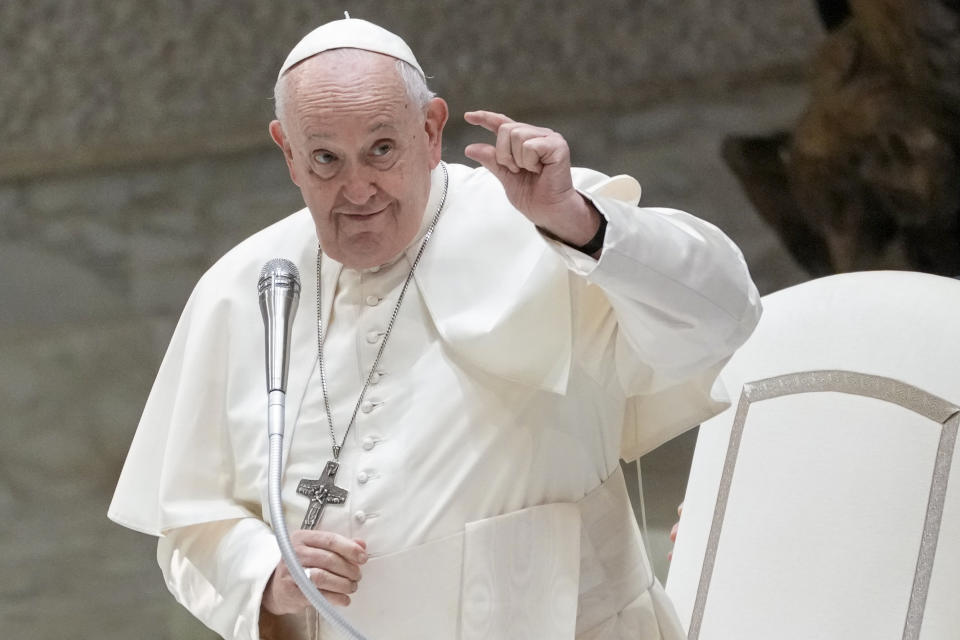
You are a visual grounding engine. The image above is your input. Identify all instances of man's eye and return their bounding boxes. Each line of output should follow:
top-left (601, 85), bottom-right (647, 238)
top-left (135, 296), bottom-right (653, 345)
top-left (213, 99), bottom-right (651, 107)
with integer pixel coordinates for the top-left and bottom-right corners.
top-left (372, 143), bottom-right (393, 157)
top-left (313, 151), bottom-right (337, 164)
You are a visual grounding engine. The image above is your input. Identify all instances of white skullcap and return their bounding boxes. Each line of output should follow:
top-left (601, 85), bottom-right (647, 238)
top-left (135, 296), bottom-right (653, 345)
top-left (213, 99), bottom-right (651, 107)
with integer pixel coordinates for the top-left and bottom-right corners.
top-left (278, 17), bottom-right (424, 79)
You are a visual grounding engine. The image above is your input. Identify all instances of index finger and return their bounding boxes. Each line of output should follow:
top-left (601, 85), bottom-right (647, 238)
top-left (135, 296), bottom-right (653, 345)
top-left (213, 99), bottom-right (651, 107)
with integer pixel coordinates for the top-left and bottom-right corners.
top-left (464, 110), bottom-right (515, 133)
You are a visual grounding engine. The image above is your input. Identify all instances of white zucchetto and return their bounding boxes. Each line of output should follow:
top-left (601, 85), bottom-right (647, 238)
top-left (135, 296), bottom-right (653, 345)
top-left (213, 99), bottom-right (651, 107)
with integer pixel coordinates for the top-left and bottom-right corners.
top-left (278, 17), bottom-right (424, 79)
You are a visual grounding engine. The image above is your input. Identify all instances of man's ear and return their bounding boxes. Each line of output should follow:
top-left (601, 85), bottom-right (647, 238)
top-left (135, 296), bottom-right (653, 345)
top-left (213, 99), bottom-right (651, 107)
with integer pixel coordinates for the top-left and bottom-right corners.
top-left (269, 120), bottom-right (300, 187)
top-left (424, 97), bottom-right (449, 168)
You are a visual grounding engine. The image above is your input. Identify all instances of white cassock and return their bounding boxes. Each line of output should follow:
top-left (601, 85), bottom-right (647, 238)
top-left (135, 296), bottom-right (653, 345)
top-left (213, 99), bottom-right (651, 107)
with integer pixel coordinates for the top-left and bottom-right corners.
top-left (109, 162), bottom-right (761, 640)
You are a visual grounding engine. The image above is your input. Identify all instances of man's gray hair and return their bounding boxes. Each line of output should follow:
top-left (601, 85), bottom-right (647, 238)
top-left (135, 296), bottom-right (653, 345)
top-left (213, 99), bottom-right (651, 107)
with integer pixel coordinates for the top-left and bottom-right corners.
top-left (273, 53), bottom-right (435, 123)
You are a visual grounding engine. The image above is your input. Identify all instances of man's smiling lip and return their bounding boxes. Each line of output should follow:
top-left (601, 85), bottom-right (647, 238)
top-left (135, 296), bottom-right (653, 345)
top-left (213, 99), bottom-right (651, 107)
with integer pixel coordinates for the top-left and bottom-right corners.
top-left (337, 204), bottom-right (389, 217)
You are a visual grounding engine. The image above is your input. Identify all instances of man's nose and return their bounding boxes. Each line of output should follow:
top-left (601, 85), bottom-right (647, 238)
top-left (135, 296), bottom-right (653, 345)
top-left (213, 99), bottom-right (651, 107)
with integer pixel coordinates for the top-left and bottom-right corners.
top-left (340, 164), bottom-right (378, 205)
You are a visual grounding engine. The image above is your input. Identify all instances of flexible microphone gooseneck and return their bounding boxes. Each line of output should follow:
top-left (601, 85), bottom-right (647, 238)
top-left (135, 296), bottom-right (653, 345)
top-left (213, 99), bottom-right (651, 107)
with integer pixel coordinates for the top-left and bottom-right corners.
top-left (258, 258), bottom-right (368, 640)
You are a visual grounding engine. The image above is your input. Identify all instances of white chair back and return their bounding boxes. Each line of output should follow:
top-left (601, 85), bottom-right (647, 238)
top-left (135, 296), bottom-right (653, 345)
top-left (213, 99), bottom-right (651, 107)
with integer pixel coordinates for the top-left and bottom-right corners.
top-left (665, 272), bottom-right (960, 640)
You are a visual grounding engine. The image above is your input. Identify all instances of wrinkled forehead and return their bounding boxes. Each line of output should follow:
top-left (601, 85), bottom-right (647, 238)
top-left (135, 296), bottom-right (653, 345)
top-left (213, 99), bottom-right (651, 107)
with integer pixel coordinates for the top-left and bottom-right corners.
top-left (281, 51), bottom-right (419, 139)
top-left (284, 49), bottom-right (409, 107)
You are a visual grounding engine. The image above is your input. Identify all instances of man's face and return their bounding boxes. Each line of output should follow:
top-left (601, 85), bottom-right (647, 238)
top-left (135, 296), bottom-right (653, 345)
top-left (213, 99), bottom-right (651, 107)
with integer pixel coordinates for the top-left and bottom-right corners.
top-left (270, 51), bottom-right (447, 269)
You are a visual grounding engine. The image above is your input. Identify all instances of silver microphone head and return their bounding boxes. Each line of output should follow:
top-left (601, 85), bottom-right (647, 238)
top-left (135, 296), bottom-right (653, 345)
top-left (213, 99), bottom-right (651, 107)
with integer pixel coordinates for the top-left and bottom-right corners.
top-left (258, 258), bottom-right (301, 393)
top-left (258, 258), bottom-right (301, 295)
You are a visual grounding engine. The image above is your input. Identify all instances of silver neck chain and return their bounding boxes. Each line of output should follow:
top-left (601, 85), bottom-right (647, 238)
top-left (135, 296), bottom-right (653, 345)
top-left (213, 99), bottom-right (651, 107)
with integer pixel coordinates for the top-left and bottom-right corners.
top-left (315, 162), bottom-right (449, 460)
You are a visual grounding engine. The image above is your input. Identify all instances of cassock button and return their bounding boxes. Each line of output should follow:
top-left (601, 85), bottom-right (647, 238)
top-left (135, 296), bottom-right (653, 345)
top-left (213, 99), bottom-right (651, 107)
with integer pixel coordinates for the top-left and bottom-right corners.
top-left (361, 400), bottom-right (374, 414)
top-left (366, 331), bottom-right (380, 344)
top-left (357, 471), bottom-right (369, 484)
top-left (354, 510), bottom-right (367, 524)
top-left (362, 436), bottom-right (376, 451)
top-left (365, 295), bottom-right (380, 306)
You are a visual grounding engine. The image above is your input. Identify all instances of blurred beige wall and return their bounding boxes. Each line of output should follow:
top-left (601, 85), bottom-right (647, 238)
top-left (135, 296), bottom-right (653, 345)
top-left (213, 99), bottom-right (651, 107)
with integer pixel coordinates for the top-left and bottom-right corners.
top-left (0, 1), bottom-right (820, 637)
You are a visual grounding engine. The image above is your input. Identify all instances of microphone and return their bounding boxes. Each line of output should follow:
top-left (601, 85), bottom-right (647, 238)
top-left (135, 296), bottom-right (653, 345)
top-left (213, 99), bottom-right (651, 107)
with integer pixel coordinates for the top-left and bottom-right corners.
top-left (257, 259), bottom-right (369, 639)
top-left (258, 258), bottom-right (301, 393)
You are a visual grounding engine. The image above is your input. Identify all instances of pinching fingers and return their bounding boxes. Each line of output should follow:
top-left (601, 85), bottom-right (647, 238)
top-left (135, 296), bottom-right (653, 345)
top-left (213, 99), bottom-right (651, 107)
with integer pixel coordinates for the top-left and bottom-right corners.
top-left (463, 143), bottom-right (495, 170)
top-left (498, 123), bottom-right (555, 174)
top-left (464, 110), bottom-right (514, 133)
top-left (496, 122), bottom-right (522, 173)
top-left (516, 133), bottom-right (561, 174)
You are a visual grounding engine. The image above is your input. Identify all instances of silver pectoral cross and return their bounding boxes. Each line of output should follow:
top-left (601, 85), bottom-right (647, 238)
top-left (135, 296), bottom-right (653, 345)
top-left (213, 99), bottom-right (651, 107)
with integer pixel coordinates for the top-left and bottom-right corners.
top-left (297, 460), bottom-right (348, 529)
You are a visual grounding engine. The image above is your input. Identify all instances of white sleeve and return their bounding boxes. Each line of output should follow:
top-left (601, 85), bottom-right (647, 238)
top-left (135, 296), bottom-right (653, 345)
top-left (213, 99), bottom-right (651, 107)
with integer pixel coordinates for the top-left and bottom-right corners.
top-left (544, 171), bottom-right (762, 459)
top-left (548, 188), bottom-right (761, 395)
top-left (157, 518), bottom-right (282, 640)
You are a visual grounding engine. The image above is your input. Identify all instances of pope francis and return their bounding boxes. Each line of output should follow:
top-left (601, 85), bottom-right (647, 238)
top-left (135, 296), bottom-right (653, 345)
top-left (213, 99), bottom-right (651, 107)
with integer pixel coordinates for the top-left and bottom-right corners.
top-left (109, 16), bottom-right (762, 640)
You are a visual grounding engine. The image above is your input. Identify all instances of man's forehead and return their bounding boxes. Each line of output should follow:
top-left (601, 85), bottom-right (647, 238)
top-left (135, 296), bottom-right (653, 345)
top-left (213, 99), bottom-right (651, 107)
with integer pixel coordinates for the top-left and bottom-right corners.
top-left (288, 52), bottom-right (411, 118)
top-left (292, 75), bottom-right (416, 141)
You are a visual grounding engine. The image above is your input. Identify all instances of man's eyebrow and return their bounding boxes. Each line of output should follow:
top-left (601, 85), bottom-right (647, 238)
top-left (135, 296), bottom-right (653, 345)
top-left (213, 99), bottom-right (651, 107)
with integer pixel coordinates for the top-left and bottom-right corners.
top-left (304, 122), bottom-right (396, 140)
top-left (368, 121), bottom-right (397, 134)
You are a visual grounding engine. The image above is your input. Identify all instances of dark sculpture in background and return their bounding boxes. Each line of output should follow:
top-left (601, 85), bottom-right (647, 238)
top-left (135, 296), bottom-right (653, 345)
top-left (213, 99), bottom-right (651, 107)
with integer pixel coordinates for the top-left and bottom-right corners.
top-left (725, 0), bottom-right (960, 276)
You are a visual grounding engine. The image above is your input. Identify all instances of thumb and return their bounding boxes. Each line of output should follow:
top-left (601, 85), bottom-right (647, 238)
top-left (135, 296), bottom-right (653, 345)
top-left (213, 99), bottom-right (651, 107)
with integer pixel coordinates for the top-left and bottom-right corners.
top-left (464, 143), bottom-right (508, 179)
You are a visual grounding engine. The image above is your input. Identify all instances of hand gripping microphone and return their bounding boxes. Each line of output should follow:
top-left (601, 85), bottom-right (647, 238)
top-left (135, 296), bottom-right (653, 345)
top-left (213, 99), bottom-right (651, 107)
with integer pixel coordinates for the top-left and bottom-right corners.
top-left (257, 259), bottom-right (368, 640)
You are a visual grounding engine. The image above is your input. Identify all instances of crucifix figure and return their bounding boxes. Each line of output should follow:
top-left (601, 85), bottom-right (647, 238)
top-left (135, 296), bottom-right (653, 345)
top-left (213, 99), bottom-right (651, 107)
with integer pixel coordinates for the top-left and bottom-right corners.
top-left (297, 460), bottom-right (348, 529)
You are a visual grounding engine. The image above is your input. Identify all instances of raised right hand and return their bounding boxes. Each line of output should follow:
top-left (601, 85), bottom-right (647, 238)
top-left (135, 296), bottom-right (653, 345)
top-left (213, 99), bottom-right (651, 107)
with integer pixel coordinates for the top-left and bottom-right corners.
top-left (262, 529), bottom-right (368, 614)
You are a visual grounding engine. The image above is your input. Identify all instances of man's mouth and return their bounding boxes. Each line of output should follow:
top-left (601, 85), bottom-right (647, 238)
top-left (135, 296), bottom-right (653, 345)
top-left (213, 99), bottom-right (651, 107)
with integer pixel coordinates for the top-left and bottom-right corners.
top-left (339, 203), bottom-right (389, 218)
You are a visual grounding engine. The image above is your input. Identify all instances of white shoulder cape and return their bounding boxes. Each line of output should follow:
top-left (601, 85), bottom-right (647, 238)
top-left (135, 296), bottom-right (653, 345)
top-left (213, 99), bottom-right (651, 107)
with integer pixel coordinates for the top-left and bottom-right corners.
top-left (109, 163), bottom-right (755, 536)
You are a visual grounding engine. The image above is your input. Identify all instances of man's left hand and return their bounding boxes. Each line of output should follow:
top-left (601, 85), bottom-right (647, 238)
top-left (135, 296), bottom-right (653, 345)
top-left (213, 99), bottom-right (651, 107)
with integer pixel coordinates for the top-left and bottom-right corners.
top-left (464, 110), bottom-right (602, 250)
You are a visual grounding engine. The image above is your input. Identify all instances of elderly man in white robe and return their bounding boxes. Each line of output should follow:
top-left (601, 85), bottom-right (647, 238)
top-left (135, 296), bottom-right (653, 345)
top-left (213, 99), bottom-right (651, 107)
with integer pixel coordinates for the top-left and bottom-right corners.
top-left (109, 17), bottom-right (761, 640)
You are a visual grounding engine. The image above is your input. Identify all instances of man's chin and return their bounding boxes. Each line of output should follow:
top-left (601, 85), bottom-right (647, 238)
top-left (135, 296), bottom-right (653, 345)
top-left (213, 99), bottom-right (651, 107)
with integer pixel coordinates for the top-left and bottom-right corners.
top-left (335, 236), bottom-right (404, 270)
